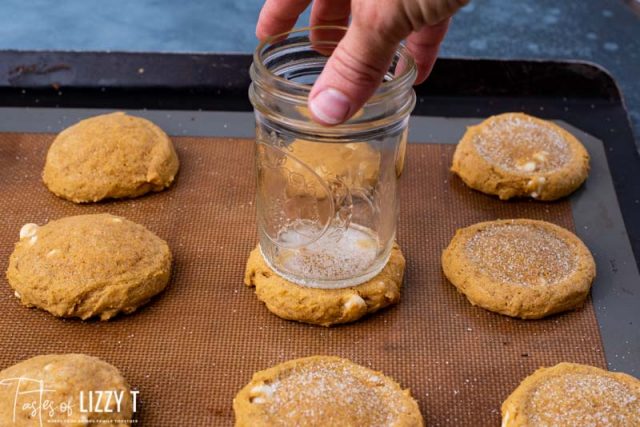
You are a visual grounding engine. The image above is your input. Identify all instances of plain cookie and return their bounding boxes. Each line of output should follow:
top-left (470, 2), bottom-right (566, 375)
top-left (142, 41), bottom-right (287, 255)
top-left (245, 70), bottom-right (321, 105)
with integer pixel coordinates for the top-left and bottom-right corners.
top-left (234, 356), bottom-right (424, 427)
top-left (291, 106), bottom-right (407, 177)
top-left (285, 138), bottom-right (381, 198)
top-left (451, 112), bottom-right (590, 200)
top-left (442, 219), bottom-right (596, 319)
top-left (0, 354), bottom-right (135, 426)
top-left (244, 243), bottom-right (405, 326)
top-left (6, 213), bottom-right (172, 320)
top-left (43, 112), bottom-right (179, 203)
top-left (502, 363), bottom-right (640, 426)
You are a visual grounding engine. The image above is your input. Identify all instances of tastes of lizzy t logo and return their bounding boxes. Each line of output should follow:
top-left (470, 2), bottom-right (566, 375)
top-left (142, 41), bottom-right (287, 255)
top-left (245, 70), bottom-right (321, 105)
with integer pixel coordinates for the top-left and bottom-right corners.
top-left (0, 377), bottom-right (139, 426)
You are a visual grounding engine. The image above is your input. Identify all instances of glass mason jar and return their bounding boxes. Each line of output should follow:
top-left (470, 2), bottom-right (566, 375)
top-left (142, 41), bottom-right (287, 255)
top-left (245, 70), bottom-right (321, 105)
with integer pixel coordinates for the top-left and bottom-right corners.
top-left (249, 26), bottom-right (416, 289)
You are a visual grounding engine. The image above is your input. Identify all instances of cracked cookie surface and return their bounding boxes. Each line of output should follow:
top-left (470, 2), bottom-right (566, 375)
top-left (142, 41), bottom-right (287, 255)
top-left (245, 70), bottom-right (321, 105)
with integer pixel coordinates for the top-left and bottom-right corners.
top-left (43, 112), bottom-right (179, 203)
top-left (6, 213), bottom-right (172, 320)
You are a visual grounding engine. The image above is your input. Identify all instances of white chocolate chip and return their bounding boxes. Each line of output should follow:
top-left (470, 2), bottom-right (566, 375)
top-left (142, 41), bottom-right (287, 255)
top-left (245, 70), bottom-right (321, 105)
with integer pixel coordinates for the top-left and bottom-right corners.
top-left (14, 291), bottom-right (21, 299)
top-left (250, 383), bottom-right (277, 404)
top-left (251, 384), bottom-right (277, 397)
top-left (47, 249), bottom-right (60, 258)
top-left (517, 161), bottom-right (537, 172)
top-left (528, 176), bottom-right (547, 198)
top-left (111, 217), bottom-right (123, 223)
top-left (44, 363), bottom-right (54, 372)
top-left (343, 294), bottom-right (366, 312)
top-left (368, 375), bottom-right (383, 385)
top-left (533, 150), bottom-right (549, 163)
top-left (28, 235), bottom-right (38, 246)
top-left (501, 410), bottom-right (510, 427)
top-left (19, 223), bottom-right (39, 240)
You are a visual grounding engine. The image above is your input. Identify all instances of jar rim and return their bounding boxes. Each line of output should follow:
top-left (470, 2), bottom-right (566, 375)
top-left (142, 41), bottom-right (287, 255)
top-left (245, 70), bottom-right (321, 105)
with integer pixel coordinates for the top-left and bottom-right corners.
top-left (252, 25), bottom-right (417, 100)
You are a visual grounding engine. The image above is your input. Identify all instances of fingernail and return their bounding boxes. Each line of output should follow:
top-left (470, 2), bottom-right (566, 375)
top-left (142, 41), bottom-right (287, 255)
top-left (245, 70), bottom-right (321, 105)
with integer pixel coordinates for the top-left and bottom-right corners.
top-left (309, 88), bottom-right (351, 125)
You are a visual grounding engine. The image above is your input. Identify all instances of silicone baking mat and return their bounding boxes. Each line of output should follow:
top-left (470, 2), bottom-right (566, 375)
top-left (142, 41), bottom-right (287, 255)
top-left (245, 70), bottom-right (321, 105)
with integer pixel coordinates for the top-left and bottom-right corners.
top-left (0, 133), bottom-right (606, 426)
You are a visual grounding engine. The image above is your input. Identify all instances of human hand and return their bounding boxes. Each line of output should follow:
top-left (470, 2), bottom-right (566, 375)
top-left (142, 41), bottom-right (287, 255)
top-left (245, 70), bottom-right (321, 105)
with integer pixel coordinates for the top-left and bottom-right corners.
top-left (256, 0), bottom-right (469, 125)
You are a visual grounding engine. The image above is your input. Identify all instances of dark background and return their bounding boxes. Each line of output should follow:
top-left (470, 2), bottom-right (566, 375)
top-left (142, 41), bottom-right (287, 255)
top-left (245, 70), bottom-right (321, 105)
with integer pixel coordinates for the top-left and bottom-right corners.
top-left (0, 0), bottom-right (638, 143)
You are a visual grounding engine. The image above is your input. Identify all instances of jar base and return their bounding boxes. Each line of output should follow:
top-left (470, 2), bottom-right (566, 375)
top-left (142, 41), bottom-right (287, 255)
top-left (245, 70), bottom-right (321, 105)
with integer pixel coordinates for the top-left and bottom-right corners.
top-left (244, 243), bottom-right (406, 326)
top-left (258, 241), bottom-right (392, 289)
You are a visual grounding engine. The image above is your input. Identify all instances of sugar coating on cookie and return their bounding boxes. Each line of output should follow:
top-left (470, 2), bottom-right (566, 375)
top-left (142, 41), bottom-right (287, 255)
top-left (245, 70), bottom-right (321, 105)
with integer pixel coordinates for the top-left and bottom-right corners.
top-left (6, 213), bottom-right (172, 320)
top-left (234, 356), bottom-right (424, 427)
top-left (244, 243), bottom-right (405, 326)
top-left (43, 112), bottom-right (179, 203)
top-left (474, 115), bottom-right (571, 173)
top-left (451, 113), bottom-right (590, 200)
top-left (502, 363), bottom-right (640, 426)
top-left (465, 223), bottom-right (575, 286)
top-left (0, 354), bottom-right (134, 426)
top-left (442, 219), bottom-right (595, 319)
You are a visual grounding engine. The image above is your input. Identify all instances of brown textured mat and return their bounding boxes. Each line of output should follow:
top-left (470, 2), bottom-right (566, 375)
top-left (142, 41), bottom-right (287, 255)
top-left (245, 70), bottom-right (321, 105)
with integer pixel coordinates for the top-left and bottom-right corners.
top-left (0, 133), bottom-right (605, 426)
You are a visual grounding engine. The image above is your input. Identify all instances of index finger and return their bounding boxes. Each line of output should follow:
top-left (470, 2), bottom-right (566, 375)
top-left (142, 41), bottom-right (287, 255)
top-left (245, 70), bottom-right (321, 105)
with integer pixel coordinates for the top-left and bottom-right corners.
top-left (405, 19), bottom-right (450, 84)
top-left (256, 0), bottom-right (312, 41)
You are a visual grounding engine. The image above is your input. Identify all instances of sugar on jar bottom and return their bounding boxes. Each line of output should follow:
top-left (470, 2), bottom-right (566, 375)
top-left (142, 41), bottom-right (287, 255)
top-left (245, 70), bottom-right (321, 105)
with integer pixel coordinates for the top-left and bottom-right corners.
top-left (259, 223), bottom-right (393, 289)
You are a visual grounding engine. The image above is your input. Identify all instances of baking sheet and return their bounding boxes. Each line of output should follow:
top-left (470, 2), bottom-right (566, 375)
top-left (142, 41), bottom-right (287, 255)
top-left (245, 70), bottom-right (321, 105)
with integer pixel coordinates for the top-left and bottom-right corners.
top-left (0, 128), bottom-right (610, 425)
top-left (1, 107), bottom-right (637, 373)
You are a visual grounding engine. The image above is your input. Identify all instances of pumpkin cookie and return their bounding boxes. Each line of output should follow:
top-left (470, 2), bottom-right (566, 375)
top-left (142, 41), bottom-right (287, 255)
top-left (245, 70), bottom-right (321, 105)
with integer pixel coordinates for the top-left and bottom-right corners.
top-left (244, 243), bottom-right (404, 326)
top-left (285, 138), bottom-right (381, 199)
top-left (0, 354), bottom-right (135, 426)
top-left (442, 219), bottom-right (595, 319)
top-left (43, 112), bottom-right (179, 203)
top-left (502, 363), bottom-right (640, 426)
top-left (6, 214), bottom-right (172, 320)
top-left (234, 356), bottom-right (424, 427)
top-left (451, 112), bottom-right (589, 200)
top-left (295, 104), bottom-right (406, 177)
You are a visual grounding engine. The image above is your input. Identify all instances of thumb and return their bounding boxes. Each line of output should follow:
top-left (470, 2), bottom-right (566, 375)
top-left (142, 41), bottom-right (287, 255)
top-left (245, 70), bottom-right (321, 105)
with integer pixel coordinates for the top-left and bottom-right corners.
top-left (308, 23), bottom-right (403, 126)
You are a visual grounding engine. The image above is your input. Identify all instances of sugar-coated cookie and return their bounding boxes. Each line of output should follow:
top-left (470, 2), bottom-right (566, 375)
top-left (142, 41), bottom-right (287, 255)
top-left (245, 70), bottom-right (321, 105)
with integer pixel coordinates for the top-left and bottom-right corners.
top-left (502, 363), bottom-right (640, 426)
top-left (234, 356), bottom-right (424, 427)
top-left (0, 354), bottom-right (135, 426)
top-left (442, 219), bottom-right (595, 319)
top-left (451, 113), bottom-right (589, 200)
top-left (244, 243), bottom-right (404, 326)
top-left (6, 214), bottom-right (172, 320)
top-left (43, 112), bottom-right (179, 203)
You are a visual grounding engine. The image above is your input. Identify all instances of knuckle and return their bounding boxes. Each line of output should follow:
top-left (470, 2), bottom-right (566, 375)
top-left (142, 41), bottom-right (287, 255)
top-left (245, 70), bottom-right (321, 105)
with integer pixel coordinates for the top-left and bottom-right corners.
top-left (353, 0), bottom-right (405, 38)
top-left (330, 46), bottom-right (385, 88)
top-left (420, 0), bottom-right (469, 25)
